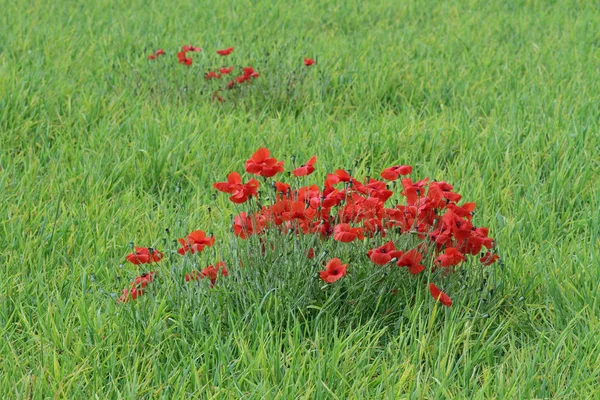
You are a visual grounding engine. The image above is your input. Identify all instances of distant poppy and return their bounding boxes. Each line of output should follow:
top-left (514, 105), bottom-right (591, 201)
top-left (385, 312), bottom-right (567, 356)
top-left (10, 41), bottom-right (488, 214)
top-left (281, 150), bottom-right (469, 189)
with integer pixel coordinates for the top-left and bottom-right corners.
top-left (333, 223), bottom-right (364, 243)
top-left (182, 45), bottom-right (201, 52)
top-left (126, 247), bottom-right (164, 265)
top-left (219, 66), bottom-right (234, 74)
top-left (214, 172), bottom-right (260, 204)
top-left (292, 156), bottom-right (317, 177)
top-left (307, 248), bottom-right (315, 259)
top-left (429, 283), bottom-right (452, 307)
top-left (304, 58), bottom-right (315, 66)
top-left (205, 71), bottom-right (221, 80)
top-left (319, 258), bottom-right (348, 283)
top-left (217, 47), bottom-right (234, 56)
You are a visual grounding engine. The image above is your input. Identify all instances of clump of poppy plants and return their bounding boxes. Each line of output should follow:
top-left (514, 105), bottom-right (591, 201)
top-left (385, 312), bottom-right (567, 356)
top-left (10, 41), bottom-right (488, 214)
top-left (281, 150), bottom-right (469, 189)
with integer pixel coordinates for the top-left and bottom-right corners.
top-left (118, 147), bottom-right (500, 311)
top-left (146, 44), bottom-right (316, 103)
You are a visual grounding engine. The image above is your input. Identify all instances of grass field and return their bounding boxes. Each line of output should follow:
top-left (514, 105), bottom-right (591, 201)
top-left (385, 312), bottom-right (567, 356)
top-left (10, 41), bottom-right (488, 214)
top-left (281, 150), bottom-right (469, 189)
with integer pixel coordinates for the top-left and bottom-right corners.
top-left (1, 0), bottom-right (600, 397)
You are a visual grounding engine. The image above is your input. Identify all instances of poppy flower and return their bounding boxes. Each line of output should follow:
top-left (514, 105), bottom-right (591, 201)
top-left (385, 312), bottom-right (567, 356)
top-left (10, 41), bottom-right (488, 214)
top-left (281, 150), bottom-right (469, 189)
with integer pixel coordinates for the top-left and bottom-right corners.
top-left (480, 252), bottom-right (500, 266)
top-left (177, 51), bottom-right (193, 66)
top-left (219, 66), bottom-right (234, 74)
top-left (119, 272), bottom-right (156, 302)
top-left (126, 247), bottom-right (164, 265)
top-left (333, 223), bottom-right (364, 243)
top-left (319, 258), bottom-right (348, 283)
top-left (292, 156), bottom-right (317, 177)
top-left (119, 287), bottom-right (144, 302)
top-left (242, 67), bottom-right (259, 78)
top-left (396, 249), bottom-right (425, 274)
top-left (307, 248), bottom-right (315, 259)
top-left (178, 230), bottom-right (215, 255)
top-left (245, 148), bottom-right (284, 178)
top-left (148, 54), bottom-right (156, 60)
top-left (201, 261), bottom-right (228, 287)
top-left (217, 47), bottom-right (234, 56)
top-left (429, 283), bottom-right (452, 307)
top-left (205, 71), bottom-right (221, 80)
top-left (381, 165), bottom-right (412, 181)
top-left (185, 270), bottom-right (203, 282)
top-left (304, 57), bottom-right (315, 66)
top-left (434, 247), bottom-right (466, 268)
top-left (367, 241), bottom-right (404, 265)
top-left (325, 170), bottom-right (351, 186)
top-left (274, 181), bottom-right (291, 193)
top-left (182, 45), bottom-right (201, 52)
top-left (214, 172), bottom-right (260, 204)
top-left (148, 49), bottom-right (165, 60)
top-left (233, 212), bottom-right (264, 239)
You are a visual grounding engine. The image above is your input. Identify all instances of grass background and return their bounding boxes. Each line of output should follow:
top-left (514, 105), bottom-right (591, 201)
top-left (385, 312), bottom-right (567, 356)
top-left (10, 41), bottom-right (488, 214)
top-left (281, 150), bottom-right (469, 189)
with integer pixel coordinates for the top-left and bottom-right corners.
top-left (1, 0), bottom-right (599, 397)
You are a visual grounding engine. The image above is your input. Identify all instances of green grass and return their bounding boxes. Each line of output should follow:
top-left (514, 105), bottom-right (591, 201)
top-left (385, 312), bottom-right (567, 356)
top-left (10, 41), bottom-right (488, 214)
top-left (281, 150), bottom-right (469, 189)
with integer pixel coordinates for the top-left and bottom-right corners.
top-left (1, 0), bottom-right (599, 397)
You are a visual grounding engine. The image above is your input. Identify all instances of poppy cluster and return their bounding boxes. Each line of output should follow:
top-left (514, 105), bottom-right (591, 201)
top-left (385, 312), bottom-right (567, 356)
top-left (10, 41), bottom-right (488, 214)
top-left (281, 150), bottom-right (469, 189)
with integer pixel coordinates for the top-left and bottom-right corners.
top-left (119, 230), bottom-right (225, 302)
top-left (212, 148), bottom-right (500, 307)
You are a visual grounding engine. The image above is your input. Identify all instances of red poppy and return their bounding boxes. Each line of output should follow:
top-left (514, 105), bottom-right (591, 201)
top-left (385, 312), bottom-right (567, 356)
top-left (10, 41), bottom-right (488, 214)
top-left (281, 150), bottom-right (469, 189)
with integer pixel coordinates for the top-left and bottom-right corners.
top-left (326, 170), bottom-right (351, 186)
top-left (480, 252), bottom-right (500, 266)
top-left (219, 66), bottom-right (234, 74)
top-left (126, 247), bottom-right (164, 265)
top-left (381, 165), bottom-right (412, 181)
top-left (148, 49), bottom-right (165, 60)
top-left (292, 156), bottom-right (317, 177)
top-left (245, 148), bottom-right (284, 178)
top-left (396, 249), bottom-right (425, 275)
top-left (242, 67), bottom-right (259, 78)
top-left (226, 80), bottom-right (236, 90)
top-left (429, 283), bottom-right (452, 307)
top-left (217, 47), bottom-right (234, 56)
top-left (304, 58), bottom-right (315, 66)
top-left (307, 248), bottom-right (315, 259)
top-left (119, 272), bottom-right (156, 302)
top-left (177, 51), bottom-right (193, 66)
top-left (185, 270), bottom-right (202, 282)
top-left (233, 212), bottom-right (264, 239)
top-left (274, 181), bottom-right (291, 193)
top-left (319, 258), bottom-right (348, 283)
top-left (434, 247), bottom-right (466, 268)
top-left (367, 241), bottom-right (404, 265)
top-left (148, 54), bottom-right (156, 60)
top-left (178, 230), bottom-right (215, 255)
top-left (182, 45), bottom-right (201, 52)
top-left (205, 71), bottom-right (221, 80)
top-left (119, 286), bottom-right (144, 302)
top-left (201, 261), bottom-right (228, 287)
top-left (333, 223), bottom-right (364, 243)
top-left (214, 172), bottom-right (260, 204)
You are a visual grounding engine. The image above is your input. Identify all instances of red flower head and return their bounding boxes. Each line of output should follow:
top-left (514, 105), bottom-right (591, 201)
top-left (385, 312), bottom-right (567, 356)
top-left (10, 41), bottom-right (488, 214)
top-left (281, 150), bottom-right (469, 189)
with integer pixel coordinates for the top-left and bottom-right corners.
top-left (214, 172), bottom-right (260, 204)
top-left (367, 241), bottom-right (404, 265)
top-left (118, 272), bottom-right (156, 302)
top-left (380, 165), bottom-right (412, 181)
top-left (201, 261), bottom-right (228, 287)
top-left (219, 66), bottom-right (234, 74)
top-left (205, 71), bottom-right (221, 80)
top-left (274, 181), bottom-right (291, 194)
top-left (434, 247), bottom-right (466, 268)
top-left (319, 258), bottom-right (348, 283)
top-left (325, 170), bottom-right (351, 186)
top-left (148, 49), bottom-right (165, 60)
top-left (480, 252), bottom-right (500, 266)
top-left (182, 45), bottom-right (201, 52)
top-left (233, 212), bottom-right (265, 239)
top-left (396, 249), bottom-right (425, 275)
top-left (333, 223), bottom-right (364, 243)
top-left (292, 156), bottom-right (317, 177)
top-left (429, 283), bottom-right (452, 307)
top-left (148, 54), bottom-right (156, 60)
top-left (217, 47), bottom-right (234, 56)
top-left (307, 248), bottom-right (315, 259)
top-left (177, 51), bottom-right (193, 66)
top-left (178, 230), bottom-right (215, 255)
top-left (126, 247), bottom-right (164, 265)
top-left (242, 67), bottom-right (259, 78)
top-left (304, 57), bottom-right (315, 66)
top-left (245, 148), bottom-right (285, 178)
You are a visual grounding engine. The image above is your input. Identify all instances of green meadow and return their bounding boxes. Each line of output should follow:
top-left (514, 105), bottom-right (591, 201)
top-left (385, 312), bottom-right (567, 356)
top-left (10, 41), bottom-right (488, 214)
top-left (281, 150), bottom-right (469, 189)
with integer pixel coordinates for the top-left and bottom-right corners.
top-left (1, 0), bottom-right (599, 397)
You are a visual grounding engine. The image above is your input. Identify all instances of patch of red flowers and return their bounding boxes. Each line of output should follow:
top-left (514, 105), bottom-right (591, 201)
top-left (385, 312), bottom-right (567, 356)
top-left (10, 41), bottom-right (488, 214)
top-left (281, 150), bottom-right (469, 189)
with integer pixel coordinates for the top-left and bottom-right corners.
top-left (177, 230), bottom-right (215, 255)
top-left (216, 47), bottom-right (234, 56)
top-left (119, 272), bottom-right (156, 302)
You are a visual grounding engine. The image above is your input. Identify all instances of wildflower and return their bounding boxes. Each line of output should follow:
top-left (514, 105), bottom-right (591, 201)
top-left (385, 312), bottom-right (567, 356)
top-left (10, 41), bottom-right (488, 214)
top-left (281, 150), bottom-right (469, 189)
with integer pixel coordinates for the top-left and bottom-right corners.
top-left (480, 252), bottom-right (500, 266)
top-left (274, 181), bottom-right (291, 193)
top-left (148, 49), bottom-right (165, 60)
top-left (233, 212), bottom-right (264, 239)
top-left (214, 172), bottom-right (260, 204)
top-left (177, 51), bottom-right (193, 66)
top-left (201, 261), bottom-right (228, 287)
top-left (429, 283), bottom-right (452, 307)
top-left (178, 230), bottom-right (215, 255)
top-left (319, 258), bottom-right (348, 283)
top-left (126, 247), bottom-right (164, 265)
top-left (396, 249), bottom-right (425, 275)
top-left (367, 241), bottom-right (403, 265)
top-left (245, 148), bottom-right (284, 178)
top-left (219, 66), bottom-right (234, 74)
top-left (333, 223), bottom-right (364, 243)
top-left (182, 45), bottom-right (201, 52)
top-left (307, 248), bottom-right (315, 259)
top-left (217, 47), bottom-right (234, 56)
top-left (434, 247), bottom-right (466, 268)
top-left (380, 165), bottom-right (412, 181)
top-left (118, 272), bottom-right (156, 302)
top-left (292, 156), bottom-right (317, 177)
top-left (205, 71), bottom-right (221, 80)
top-left (304, 57), bottom-right (315, 66)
